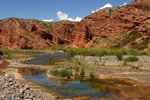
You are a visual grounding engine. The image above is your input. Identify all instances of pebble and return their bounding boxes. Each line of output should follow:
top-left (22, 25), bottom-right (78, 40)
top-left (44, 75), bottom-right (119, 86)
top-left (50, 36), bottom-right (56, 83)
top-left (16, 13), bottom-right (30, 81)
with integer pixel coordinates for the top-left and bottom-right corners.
top-left (25, 85), bottom-right (30, 90)
top-left (0, 74), bottom-right (47, 100)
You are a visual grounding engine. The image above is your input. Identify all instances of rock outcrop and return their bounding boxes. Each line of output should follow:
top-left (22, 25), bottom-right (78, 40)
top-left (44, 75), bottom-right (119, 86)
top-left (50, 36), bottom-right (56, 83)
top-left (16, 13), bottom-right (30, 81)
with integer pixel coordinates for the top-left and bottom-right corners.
top-left (53, 0), bottom-right (150, 49)
top-left (1, 0), bottom-right (150, 49)
top-left (0, 18), bottom-right (68, 49)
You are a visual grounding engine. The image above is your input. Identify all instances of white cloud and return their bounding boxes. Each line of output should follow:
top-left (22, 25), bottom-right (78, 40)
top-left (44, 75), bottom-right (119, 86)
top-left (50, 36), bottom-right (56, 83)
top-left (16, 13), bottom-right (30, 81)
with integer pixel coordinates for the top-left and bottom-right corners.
top-left (91, 3), bottom-right (113, 13)
top-left (75, 17), bottom-right (82, 22)
top-left (57, 11), bottom-right (68, 20)
top-left (100, 3), bottom-right (113, 10)
top-left (120, 2), bottom-right (127, 7)
top-left (57, 11), bottom-right (82, 22)
top-left (42, 19), bottom-right (54, 22)
top-left (91, 11), bottom-right (95, 13)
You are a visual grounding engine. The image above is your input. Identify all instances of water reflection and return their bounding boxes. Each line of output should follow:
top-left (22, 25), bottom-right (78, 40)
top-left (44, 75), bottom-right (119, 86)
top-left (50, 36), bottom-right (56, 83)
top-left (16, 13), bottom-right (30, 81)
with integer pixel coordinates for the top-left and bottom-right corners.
top-left (23, 74), bottom-right (118, 99)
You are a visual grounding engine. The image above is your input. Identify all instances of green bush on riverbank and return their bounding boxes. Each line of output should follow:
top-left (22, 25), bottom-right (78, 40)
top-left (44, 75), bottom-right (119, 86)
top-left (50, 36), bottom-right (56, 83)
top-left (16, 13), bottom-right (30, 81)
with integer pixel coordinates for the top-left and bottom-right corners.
top-left (50, 67), bottom-right (88, 79)
top-left (50, 69), bottom-right (72, 79)
top-left (125, 56), bottom-right (139, 62)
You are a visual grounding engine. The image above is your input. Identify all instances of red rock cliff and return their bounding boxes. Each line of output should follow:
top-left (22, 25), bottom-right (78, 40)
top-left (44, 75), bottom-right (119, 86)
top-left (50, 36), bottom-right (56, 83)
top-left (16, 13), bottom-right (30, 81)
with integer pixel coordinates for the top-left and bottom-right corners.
top-left (1, 0), bottom-right (150, 49)
top-left (0, 18), bottom-right (67, 49)
top-left (54, 0), bottom-right (150, 48)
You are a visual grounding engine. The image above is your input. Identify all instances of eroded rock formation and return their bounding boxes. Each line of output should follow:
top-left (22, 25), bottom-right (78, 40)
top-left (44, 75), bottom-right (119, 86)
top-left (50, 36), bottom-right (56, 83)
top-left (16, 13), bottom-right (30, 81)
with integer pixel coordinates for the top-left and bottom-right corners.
top-left (0, 18), bottom-right (66, 49)
top-left (54, 0), bottom-right (150, 49)
top-left (1, 0), bottom-right (150, 49)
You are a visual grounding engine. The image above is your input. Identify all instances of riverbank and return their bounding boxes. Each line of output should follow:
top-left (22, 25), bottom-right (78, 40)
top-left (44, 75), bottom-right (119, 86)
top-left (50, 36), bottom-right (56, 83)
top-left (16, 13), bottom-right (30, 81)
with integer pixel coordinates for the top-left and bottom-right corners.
top-left (0, 68), bottom-right (54, 100)
top-left (6, 55), bottom-right (150, 83)
top-left (1, 59), bottom-right (150, 100)
top-left (2, 50), bottom-right (150, 100)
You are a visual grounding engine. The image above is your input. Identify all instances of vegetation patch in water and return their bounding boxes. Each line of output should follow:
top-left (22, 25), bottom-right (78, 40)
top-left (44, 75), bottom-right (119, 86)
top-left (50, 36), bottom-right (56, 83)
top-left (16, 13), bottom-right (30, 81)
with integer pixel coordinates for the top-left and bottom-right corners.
top-left (48, 58), bottom-right (69, 65)
top-left (50, 66), bottom-right (96, 80)
top-left (51, 69), bottom-right (72, 79)
top-left (18, 68), bottom-right (46, 75)
top-left (80, 69), bottom-right (85, 79)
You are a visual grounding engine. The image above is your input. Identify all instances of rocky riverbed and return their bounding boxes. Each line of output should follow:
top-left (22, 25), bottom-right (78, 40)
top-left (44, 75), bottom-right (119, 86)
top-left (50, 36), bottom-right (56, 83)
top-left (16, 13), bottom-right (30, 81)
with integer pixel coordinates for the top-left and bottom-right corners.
top-left (0, 70), bottom-right (52, 100)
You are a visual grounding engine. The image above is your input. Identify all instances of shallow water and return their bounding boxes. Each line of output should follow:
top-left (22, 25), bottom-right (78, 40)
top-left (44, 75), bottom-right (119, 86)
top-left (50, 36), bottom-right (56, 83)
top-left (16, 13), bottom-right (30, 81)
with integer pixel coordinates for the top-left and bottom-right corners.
top-left (24, 52), bottom-right (68, 65)
top-left (21, 53), bottom-right (119, 99)
top-left (23, 73), bottom-right (118, 99)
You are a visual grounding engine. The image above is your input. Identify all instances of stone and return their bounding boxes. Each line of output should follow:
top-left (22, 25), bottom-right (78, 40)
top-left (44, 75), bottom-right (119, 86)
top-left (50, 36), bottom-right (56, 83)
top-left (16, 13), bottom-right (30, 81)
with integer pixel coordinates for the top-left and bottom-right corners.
top-left (5, 74), bottom-right (8, 77)
top-left (0, 74), bottom-right (49, 100)
top-left (20, 88), bottom-right (25, 94)
top-left (25, 85), bottom-right (30, 90)
top-left (18, 94), bottom-right (24, 98)
top-left (11, 95), bottom-right (15, 100)
top-left (9, 78), bottom-right (13, 82)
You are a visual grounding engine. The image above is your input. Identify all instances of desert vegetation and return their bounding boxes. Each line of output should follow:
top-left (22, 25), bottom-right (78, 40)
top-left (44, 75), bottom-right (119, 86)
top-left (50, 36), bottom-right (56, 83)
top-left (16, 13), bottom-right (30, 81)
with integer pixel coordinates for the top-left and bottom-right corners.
top-left (50, 45), bottom-right (150, 57)
top-left (125, 56), bottom-right (139, 62)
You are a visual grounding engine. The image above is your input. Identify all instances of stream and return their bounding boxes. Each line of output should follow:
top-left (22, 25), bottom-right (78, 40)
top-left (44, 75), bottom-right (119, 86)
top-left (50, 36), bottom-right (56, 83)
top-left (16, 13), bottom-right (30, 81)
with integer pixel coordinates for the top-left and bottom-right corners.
top-left (21, 69), bottom-right (118, 100)
top-left (20, 52), bottom-right (120, 99)
top-left (24, 52), bottom-right (69, 65)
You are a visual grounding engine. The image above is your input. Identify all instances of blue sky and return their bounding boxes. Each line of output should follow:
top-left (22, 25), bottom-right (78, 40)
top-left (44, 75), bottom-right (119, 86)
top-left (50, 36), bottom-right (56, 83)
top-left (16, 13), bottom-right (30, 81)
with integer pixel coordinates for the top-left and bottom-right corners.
top-left (0, 0), bottom-right (134, 21)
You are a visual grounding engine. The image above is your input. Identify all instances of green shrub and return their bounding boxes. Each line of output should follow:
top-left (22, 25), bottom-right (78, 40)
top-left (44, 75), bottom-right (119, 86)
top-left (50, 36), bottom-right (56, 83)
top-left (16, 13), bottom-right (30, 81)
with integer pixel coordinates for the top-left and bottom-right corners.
top-left (125, 57), bottom-right (139, 62)
top-left (66, 66), bottom-right (73, 70)
top-left (50, 70), bottom-right (60, 76)
top-left (50, 69), bottom-right (72, 79)
top-left (80, 69), bottom-right (85, 79)
top-left (116, 53), bottom-right (123, 61)
top-left (60, 70), bottom-right (72, 79)
top-left (90, 72), bottom-right (95, 80)
top-left (74, 67), bottom-right (79, 71)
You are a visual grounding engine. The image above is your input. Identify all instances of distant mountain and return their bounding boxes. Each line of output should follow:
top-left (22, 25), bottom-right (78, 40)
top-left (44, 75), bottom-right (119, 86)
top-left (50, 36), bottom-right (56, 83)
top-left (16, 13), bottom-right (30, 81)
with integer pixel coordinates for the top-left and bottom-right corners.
top-left (1, 0), bottom-right (150, 50)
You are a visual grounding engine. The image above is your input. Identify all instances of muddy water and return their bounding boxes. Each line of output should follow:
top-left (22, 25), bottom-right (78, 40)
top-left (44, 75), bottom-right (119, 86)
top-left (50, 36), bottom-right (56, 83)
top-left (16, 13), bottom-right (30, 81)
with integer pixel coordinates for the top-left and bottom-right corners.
top-left (20, 68), bottom-right (119, 100)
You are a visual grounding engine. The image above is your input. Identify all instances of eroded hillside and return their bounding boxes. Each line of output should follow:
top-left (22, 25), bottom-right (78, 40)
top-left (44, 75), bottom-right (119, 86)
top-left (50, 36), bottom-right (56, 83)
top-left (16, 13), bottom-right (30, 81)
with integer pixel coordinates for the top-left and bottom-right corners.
top-left (1, 0), bottom-right (150, 50)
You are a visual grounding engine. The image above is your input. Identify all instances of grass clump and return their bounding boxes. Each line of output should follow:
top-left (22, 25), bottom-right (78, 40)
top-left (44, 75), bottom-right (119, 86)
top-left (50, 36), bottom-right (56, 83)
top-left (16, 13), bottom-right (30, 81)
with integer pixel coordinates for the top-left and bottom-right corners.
top-left (116, 53), bottom-right (123, 61)
top-left (50, 69), bottom-right (72, 79)
top-left (90, 72), bottom-right (95, 81)
top-left (50, 45), bottom-right (149, 57)
top-left (64, 48), bottom-right (149, 57)
top-left (125, 56), bottom-right (139, 62)
top-left (50, 69), bottom-right (60, 76)
top-left (80, 69), bottom-right (85, 79)
top-left (60, 70), bottom-right (72, 79)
